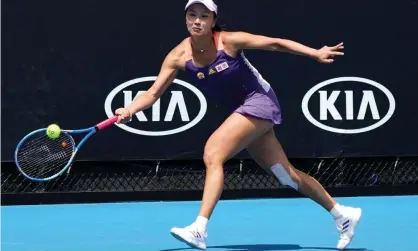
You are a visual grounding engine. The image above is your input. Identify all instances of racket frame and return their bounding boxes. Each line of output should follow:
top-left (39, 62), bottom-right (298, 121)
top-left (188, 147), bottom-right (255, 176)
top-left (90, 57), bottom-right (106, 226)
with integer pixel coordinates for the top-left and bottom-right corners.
top-left (14, 116), bottom-right (118, 182)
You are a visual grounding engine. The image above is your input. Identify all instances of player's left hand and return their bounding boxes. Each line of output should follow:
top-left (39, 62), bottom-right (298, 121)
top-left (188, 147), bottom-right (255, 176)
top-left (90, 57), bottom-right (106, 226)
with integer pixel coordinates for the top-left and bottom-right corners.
top-left (315, 42), bottom-right (344, 64)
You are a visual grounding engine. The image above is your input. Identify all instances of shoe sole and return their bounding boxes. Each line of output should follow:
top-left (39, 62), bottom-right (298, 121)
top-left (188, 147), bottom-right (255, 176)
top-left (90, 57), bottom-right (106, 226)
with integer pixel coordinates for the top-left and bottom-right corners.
top-left (338, 208), bottom-right (362, 250)
top-left (170, 231), bottom-right (205, 250)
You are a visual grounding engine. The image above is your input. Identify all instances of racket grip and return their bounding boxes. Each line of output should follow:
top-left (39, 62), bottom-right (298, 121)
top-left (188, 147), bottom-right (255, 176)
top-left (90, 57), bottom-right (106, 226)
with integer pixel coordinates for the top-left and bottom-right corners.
top-left (96, 116), bottom-right (118, 130)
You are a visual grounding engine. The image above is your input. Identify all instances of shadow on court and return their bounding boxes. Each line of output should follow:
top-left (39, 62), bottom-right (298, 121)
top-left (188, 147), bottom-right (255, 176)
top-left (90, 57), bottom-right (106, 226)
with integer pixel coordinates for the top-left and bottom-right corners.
top-left (160, 244), bottom-right (371, 251)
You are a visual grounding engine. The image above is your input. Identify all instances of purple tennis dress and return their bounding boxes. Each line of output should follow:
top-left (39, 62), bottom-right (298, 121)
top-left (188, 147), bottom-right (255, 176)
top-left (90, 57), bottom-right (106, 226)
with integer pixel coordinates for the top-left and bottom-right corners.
top-left (184, 33), bottom-right (282, 124)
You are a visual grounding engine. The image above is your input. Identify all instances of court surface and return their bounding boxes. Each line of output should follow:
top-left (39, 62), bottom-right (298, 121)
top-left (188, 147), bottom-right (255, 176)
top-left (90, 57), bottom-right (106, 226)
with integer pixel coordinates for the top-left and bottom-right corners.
top-left (2, 195), bottom-right (417, 251)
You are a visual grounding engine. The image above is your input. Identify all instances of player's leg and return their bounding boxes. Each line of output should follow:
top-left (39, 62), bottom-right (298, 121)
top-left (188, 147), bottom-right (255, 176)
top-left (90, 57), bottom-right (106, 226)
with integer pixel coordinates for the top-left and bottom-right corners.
top-left (246, 128), bottom-right (362, 250)
top-left (198, 114), bottom-right (272, 220)
top-left (170, 113), bottom-right (273, 250)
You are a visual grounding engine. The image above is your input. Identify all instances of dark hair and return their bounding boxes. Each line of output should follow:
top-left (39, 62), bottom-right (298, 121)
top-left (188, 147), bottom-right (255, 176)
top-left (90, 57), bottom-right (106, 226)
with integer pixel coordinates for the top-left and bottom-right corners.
top-left (212, 12), bottom-right (224, 31)
top-left (212, 23), bottom-right (223, 31)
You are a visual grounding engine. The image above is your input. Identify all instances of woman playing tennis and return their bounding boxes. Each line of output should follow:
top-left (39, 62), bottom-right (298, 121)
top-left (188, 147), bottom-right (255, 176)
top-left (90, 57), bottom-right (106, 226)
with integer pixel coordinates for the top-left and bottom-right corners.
top-left (115, 0), bottom-right (362, 249)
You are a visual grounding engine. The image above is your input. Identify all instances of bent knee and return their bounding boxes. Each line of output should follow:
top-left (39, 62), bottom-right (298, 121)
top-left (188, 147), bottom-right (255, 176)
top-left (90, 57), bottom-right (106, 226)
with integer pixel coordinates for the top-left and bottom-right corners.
top-left (203, 149), bottom-right (225, 169)
top-left (270, 163), bottom-right (301, 189)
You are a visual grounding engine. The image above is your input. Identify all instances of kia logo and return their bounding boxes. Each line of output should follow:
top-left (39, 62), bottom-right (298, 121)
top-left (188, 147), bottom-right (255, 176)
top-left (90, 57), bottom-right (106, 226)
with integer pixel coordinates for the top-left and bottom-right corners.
top-left (301, 77), bottom-right (396, 134)
top-left (104, 76), bottom-right (207, 136)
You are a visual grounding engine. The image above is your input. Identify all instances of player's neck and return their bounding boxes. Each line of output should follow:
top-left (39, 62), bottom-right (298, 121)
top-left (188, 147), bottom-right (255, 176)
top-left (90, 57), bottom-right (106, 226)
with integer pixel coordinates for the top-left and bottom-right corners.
top-left (190, 33), bottom-right (215, 53)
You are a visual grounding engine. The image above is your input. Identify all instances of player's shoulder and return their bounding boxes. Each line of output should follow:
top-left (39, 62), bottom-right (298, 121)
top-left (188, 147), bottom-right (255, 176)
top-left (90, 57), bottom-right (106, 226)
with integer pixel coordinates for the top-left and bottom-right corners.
top-left (169, 38), bottom-right (190, 58)
top-left (217, 31), bottom-right (250, 54)
top-left (164, 38), bottom-right (190, 69)
top-left (219, 31), bottom-right (249, 45)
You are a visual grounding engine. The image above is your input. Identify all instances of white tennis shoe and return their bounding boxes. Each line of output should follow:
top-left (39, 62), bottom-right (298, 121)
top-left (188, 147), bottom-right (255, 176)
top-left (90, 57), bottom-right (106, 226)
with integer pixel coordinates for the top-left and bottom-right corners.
top-left (170, 206), bottom-right (361, 250)
top-left (170, 223), bottom-right (207, 250)
top-left (334, 206), bottom-right (362, 249)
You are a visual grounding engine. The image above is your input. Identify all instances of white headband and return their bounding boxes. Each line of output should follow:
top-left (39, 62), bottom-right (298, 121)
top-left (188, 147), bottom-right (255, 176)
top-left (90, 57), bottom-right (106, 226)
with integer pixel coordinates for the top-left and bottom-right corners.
top-left (185, 0), bottom-right (218, 15)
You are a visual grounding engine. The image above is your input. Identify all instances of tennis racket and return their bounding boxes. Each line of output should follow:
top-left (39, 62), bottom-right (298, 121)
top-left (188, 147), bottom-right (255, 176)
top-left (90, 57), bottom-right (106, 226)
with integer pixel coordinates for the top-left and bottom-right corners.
top-left (14, 115), bottom-right (119, 182)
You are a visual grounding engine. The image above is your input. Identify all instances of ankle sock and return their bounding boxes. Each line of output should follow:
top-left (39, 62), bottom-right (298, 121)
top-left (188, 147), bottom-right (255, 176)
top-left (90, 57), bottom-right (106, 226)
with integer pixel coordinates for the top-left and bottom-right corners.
top-left (195, 216), bottom-right (208, 231)
top-left (330, 204), bottom-right (344, 218)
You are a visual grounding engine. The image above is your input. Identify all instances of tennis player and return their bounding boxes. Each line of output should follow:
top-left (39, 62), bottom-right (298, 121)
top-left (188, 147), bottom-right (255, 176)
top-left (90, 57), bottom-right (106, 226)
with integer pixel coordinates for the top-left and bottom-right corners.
top-left (115, 0), bottom-right (362, 249)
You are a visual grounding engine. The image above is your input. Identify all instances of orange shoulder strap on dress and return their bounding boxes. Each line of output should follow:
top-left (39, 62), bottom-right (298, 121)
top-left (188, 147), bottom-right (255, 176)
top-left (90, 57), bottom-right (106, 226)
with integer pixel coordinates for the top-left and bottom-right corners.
top-left (213, 31), bottom-right (221, 49)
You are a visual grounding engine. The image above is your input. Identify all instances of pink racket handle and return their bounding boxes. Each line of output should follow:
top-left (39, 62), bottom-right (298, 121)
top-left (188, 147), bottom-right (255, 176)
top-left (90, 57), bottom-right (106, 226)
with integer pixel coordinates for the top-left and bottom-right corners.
top-left (96, 115), bottom-right (118, 131)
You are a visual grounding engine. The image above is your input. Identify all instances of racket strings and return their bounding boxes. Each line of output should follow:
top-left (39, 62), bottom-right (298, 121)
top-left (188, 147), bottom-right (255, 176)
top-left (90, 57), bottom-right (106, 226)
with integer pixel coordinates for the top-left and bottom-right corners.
top-left (16, 132), bottom-right (75, 179)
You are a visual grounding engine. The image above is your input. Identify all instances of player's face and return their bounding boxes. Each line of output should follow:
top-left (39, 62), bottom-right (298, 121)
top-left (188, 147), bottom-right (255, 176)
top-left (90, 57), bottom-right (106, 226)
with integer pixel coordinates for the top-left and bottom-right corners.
top-left (185, 4), bottom-right (215, 36)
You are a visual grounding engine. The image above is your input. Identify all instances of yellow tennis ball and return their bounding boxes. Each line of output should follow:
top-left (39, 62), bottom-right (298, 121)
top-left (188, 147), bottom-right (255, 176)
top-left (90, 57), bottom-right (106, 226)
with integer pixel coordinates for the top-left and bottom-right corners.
top-left (46, 124), bottom-right (61, 139)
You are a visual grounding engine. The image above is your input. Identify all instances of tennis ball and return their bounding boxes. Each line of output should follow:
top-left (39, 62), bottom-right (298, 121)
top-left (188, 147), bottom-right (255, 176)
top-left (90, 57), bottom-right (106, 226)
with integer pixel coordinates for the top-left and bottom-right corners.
top-left (46, 124), bottom-right (61, 139)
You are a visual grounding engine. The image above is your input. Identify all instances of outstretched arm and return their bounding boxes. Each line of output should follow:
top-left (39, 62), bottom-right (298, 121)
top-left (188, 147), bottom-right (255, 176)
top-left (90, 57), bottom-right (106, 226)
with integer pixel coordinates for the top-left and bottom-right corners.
top-left (223, 31), bottom-right (344, 64)
top-left (115, 45), bottom-right (183, 124)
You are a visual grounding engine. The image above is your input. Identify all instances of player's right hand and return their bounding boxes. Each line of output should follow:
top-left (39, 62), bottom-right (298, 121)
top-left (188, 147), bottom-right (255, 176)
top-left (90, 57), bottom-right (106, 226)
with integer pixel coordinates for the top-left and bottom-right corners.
top-left (115, 107), bottom-right (132, 124)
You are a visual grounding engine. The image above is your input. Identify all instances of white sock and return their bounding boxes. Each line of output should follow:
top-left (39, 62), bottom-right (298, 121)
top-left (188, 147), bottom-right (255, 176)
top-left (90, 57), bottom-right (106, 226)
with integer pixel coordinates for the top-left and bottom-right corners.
top-left (330, 204), bottom-right (344, 218)
top-left (194, 216), bottom-right (208, 231)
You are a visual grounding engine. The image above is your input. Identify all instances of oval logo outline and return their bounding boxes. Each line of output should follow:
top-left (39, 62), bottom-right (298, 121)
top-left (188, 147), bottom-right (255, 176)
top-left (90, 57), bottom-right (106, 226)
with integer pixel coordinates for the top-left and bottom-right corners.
top-left (104, 76), bottom-right (207, 136)
top-left (301, 76), bottom-right (396, 134)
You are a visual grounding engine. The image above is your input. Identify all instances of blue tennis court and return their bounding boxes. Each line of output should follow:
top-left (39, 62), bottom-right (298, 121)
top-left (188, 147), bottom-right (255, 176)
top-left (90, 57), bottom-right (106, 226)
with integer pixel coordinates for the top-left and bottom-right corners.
top-left (2, 195), bottom-right (417, 251)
